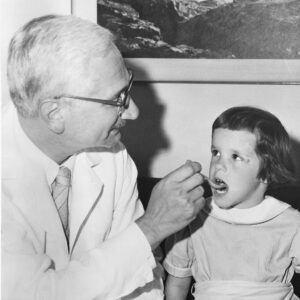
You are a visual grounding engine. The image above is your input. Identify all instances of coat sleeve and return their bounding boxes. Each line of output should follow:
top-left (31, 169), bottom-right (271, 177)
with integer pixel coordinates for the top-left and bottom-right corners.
top-left (2, 182), bottom-right (156, 300)
top-left (108, 146), bottom-right (164, 299)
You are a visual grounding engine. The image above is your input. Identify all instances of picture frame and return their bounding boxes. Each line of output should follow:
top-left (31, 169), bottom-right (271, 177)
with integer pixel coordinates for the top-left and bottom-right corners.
top-left (71, 0), bottom-right (300, 84)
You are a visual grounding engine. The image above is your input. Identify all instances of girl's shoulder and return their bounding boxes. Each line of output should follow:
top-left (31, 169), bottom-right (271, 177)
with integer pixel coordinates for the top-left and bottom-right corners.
top-left (274, 203), bottom-right (300, 235)
top-left (283, 206), bottom-right (300, 222)
top-left (264, 196), bottom-right (300, 231)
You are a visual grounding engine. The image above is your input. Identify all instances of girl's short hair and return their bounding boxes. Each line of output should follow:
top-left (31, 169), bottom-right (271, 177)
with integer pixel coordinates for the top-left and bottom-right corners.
top-left (212, 106), bottom-right (296, 186)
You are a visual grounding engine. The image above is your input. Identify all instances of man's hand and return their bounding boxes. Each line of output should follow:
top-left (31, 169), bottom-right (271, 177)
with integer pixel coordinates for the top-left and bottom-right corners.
top-left (136, 161), bottom-right (206, 249)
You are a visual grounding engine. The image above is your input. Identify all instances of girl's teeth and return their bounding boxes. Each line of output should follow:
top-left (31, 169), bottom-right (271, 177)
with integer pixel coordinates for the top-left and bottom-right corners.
top-left (213, 178), bottom-right (228, 193)
top-left (204, 176), bottom-right (228, 192)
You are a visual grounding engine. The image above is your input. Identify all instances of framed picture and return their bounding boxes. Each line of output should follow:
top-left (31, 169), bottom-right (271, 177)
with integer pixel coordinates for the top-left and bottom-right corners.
top-left (72, 0), bottom-right (300, 83)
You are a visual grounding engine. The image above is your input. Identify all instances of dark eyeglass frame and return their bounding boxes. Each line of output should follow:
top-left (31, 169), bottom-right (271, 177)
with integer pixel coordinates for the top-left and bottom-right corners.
top-left (53, 70), bottom-right (133, 109)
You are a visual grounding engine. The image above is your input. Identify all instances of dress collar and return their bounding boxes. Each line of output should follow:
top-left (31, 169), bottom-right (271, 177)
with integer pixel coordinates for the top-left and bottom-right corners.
top-left (206, 196), bottom-right (290, 225)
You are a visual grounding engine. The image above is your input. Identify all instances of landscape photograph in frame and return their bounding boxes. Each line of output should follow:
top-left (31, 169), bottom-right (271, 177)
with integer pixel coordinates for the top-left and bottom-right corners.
top-left (97, 0), bottom-right (300, 59)
top-left (73, 0), bottom-right (300, 82)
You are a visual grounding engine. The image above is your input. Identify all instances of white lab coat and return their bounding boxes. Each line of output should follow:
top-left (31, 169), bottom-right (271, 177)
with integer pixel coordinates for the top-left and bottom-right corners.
top-left (2, 103), bottom-right (164, 300)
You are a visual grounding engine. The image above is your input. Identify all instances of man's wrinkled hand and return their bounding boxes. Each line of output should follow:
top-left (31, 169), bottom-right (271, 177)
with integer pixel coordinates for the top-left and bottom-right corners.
top-left (136, 161), bottom-right (206, 249)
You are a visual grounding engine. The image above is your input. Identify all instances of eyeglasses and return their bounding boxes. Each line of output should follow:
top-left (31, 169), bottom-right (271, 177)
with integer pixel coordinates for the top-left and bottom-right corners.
top-left (53, 70), bottom-right (133, 109)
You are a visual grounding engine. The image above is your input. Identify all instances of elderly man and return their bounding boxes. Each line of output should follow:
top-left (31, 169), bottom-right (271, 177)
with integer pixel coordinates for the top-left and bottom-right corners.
top-left (2, 15), bottom-right (205, 300)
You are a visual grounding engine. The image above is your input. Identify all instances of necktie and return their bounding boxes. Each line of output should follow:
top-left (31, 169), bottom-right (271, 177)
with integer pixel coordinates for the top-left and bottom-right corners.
top-left (51, 166), bottom-right (71, 239)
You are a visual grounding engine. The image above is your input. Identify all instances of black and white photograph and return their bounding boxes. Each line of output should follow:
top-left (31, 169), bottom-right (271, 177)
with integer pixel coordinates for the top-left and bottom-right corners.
top-left (93, 0), bottom-right (300, 82)
top-left (1, 0), bottom-right (300, 299)
top-left (97, 0), bottom-right (300, 59)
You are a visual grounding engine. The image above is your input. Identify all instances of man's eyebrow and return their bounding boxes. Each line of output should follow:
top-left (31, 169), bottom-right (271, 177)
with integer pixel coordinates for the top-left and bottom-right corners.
top-left (111, 72), bottom-right (132, 98)
top-left (113, 83), bottom-right (128, 97)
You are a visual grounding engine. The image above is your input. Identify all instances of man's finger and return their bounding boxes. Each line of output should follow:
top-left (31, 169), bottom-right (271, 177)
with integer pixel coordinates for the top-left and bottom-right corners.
top-left (188, 185), bottom-right (205, 203)
top-left (194, 196), bottom-right (206, 214)
top-left (166, 161), bottom-right (202, 182)
top-left (180, 172), bottom-right (205, 192)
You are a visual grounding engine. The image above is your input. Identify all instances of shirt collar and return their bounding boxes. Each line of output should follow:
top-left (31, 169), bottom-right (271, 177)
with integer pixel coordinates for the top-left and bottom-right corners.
top-left (206, 196), bottom-right (290, 225)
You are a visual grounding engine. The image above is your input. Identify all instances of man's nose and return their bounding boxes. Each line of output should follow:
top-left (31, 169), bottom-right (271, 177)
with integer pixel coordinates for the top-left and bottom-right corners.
top-left (121, 96), bottom-right (139, 120)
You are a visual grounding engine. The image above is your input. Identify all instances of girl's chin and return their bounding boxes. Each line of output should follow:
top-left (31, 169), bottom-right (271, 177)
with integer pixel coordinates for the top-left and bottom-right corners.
top-left (212, 196), bottom-right (232, 210)
top-left (212, 189), bottom-right (229, 200)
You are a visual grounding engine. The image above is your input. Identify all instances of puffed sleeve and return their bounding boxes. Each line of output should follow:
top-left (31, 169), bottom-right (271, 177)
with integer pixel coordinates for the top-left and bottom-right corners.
top-left (290, 223), bottom-right (300, 273)
top-left (163, 226), bottom-right (194, 278)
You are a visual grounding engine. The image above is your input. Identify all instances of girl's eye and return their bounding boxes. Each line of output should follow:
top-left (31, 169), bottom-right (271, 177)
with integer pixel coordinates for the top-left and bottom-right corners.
top-left (211, 149), bottom-right (220, 157)
top-left (232, 154), bottom-right (242, 161)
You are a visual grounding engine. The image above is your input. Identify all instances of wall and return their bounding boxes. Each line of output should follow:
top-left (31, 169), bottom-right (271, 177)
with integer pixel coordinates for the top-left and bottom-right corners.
top-left (122, 82), bottom-right (300, 179)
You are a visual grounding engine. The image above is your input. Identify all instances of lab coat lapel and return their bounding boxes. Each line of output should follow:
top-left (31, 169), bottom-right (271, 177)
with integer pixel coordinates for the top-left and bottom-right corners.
top-left (69, 153), bottom-right (104, 254)
top-left (2, 104), bottom-right (68, 252)
top-left (7, 159), bottom-right (69, 253)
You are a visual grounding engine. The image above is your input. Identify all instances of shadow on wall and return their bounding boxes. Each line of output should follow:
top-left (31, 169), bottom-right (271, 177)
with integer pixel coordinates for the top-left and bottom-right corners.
top-left (122, 61), bottom-right (300, 182)
top-left (122, 66), bottom-right (170, 176)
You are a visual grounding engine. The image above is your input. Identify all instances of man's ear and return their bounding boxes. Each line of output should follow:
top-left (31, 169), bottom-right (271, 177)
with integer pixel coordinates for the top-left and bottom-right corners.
top-left (39, 100), bottom-right (65, 134)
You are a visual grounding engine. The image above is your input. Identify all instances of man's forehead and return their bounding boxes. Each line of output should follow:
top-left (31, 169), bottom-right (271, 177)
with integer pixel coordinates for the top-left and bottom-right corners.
top-left (62, 51), bottom-right (127, 91)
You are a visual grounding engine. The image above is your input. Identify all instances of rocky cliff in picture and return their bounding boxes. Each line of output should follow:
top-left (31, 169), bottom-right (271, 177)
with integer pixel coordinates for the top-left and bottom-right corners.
top-left (97, 0), bottom-right (300, 58)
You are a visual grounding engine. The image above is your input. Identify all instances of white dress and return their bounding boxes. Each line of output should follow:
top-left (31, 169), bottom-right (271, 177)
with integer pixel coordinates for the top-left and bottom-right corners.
top-left (164, 196), bottom-right (300, 299)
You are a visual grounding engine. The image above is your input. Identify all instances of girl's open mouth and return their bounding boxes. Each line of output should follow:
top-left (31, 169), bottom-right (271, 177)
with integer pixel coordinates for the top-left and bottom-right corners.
top-left (208, 177), bottom-right (228, 194)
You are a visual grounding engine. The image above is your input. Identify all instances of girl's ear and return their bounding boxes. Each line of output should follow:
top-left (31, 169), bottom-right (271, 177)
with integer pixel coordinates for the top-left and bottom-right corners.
top-left (39, 100), bottom-right (65, 134)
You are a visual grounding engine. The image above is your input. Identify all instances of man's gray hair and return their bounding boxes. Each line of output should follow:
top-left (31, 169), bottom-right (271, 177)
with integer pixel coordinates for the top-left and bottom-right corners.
top-left (7, 15), bottom-right (116, 118)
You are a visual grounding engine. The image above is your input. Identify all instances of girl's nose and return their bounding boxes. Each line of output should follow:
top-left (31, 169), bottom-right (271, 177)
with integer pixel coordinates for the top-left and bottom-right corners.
top-left (215, 157), bottom-right (227, 172)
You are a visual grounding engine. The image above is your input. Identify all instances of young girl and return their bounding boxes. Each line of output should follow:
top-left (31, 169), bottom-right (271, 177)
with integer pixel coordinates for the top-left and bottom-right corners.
top-left (164, 106), bottom-right (300, 300)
